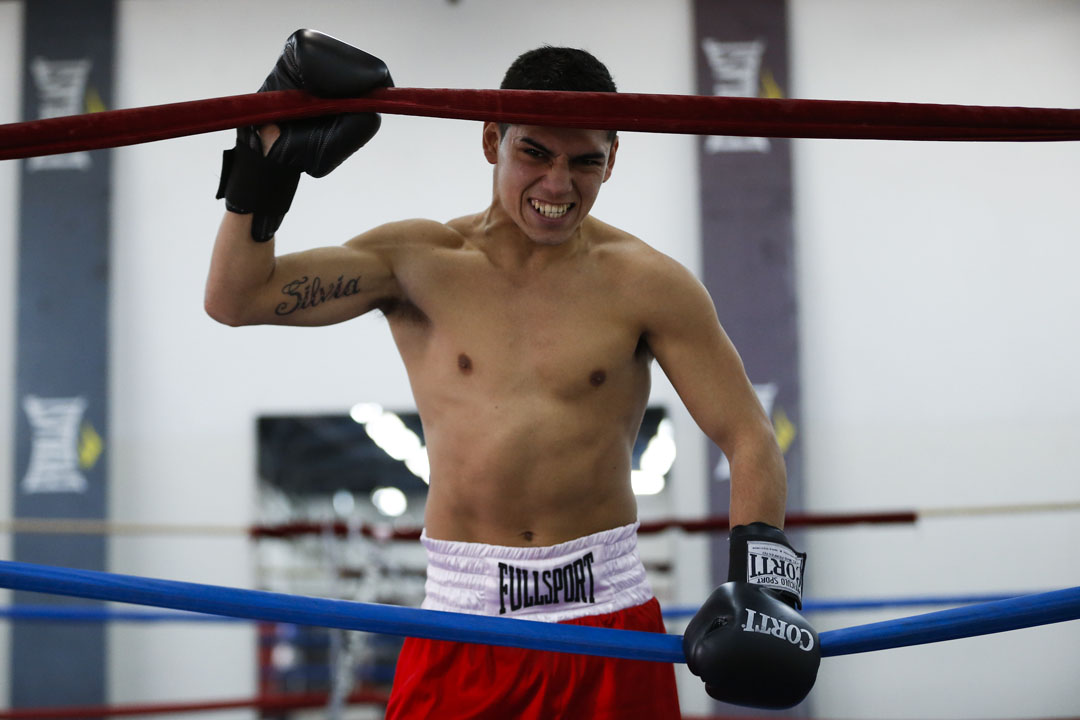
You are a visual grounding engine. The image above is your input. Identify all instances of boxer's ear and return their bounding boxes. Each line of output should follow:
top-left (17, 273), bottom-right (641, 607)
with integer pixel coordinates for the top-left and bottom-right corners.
top-left (602, 135), bottom-right (619, 182)
top-left (482, 122), bottom-right (501, 164)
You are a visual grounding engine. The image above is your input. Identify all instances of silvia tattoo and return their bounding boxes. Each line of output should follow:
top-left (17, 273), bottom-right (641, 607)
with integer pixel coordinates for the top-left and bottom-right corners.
top-left (276, 275), bottom-right (362, 315)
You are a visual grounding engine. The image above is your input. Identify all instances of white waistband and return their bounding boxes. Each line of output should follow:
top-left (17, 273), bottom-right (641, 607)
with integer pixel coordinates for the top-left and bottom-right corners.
top-left (420, 522), bottom-right (654, 622)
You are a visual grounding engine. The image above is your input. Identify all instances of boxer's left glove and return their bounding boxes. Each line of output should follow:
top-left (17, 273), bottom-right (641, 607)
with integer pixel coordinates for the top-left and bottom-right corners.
top-left (216, 29), bottom-right (393, 241)
top-left (682, 523), bottom-right (819, 709)
top-left (727, 522), bottom-right (806, 609)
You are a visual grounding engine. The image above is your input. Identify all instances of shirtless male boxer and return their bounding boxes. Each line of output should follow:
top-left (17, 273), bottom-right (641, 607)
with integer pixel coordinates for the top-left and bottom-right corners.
top-left (207, 30), bottom-right (818, 718)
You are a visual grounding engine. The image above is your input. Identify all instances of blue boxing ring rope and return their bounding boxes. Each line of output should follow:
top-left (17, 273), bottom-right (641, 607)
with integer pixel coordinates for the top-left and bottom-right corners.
top-left (662, 592), bottom-right (1044, 618)
top-left (0, 605), bottom-right (248, 623)
top-left (0, 560), bottom-right (1078, 661)
top-left (1, 591), bottom-right (1046, 623)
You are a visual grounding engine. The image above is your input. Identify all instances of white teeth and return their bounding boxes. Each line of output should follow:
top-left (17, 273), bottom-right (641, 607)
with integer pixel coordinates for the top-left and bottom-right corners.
top-left (530, 200), bottom-right (572, 218)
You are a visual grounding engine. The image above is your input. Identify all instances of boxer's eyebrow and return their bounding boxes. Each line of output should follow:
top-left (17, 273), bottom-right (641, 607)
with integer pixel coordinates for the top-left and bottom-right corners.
top-left (520, 136), bottom-right (607, 164)
top-left (519, 137), bottom-right (552, 157)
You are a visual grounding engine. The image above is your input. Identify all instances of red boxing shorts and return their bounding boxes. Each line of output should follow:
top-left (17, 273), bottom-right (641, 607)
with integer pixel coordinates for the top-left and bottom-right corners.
top-left (385, 523), bottom-right (680, 719)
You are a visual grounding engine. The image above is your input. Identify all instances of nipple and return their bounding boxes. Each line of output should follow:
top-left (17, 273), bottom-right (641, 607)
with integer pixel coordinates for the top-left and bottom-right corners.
top-left (589, 369), bottom-right (606, 387)
top-left (458, 353), bottom-right (473, 373)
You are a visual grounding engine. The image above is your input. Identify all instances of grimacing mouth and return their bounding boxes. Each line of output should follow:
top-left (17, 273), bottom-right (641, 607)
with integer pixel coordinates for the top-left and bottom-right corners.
top-left (529, 199), bottom-right (575, 218)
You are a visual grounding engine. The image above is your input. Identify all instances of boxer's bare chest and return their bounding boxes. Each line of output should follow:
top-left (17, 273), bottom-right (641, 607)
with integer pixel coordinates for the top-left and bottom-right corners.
top-left (387, 237), bottom-right (650, 401)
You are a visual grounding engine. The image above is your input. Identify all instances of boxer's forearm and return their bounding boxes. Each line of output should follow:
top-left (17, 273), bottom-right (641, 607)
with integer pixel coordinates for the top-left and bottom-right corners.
top-left (204, 212), bottom-right (278, 325)
top-left (726, 428), bottom-right (788, 529)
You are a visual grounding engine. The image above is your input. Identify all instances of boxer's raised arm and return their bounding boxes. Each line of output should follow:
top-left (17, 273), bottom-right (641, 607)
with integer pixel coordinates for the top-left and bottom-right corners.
top-left (206, 29), bottom-right (400, 326)
top-left (204, 214), bottom-right (406, 327)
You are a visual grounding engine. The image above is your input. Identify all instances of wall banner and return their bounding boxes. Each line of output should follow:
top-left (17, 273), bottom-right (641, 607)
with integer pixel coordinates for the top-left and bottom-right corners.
top-left (694, 0), bottom-right (805, 606)
top-left (12, 0), bottom-right (115, 707)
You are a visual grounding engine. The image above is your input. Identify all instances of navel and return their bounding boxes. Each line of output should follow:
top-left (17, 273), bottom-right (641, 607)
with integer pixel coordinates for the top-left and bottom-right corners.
top-left (457, 353), bottom-right (473, 373)
top-left (589, 369), bottom-right (607, 387)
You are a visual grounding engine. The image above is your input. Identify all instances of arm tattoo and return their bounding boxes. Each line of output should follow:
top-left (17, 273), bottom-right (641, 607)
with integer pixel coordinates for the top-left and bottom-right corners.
top-left (275, 275), bottom-right (363, 316)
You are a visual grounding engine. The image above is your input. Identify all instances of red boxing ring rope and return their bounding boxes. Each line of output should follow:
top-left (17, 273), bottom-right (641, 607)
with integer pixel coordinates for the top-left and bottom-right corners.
top-left (1, 87), bottom-right (1080, 161)
top-left (248, 501), bottom-right (1077, 539)
top-left (3, 501), bottom-right (1073, 538)
top-left (251, 509), bottom-right (920, 540)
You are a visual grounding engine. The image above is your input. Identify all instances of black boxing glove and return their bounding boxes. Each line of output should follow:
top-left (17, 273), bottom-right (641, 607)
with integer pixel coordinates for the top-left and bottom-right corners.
top-left (682, 524), bottom-right (818, 708)
top-left (682, 581), bottom-right (820, 709)
top-left (216, 29), bottom-right (393, 241)
top-left (728, 522), bottom-right (806, 609)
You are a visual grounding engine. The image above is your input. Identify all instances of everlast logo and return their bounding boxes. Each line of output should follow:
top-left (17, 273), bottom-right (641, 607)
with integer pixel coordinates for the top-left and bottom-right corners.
top-left (742, 607), bottom-right (815, 652)
top-left (498, 553), bottom-right (596, 615)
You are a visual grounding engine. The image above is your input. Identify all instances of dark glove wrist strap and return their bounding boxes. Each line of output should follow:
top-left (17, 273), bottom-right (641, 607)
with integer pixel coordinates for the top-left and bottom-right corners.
top-left (216, 141), bottom-right (301, 241)
top-left (728, 523), bottom-right (806, 608)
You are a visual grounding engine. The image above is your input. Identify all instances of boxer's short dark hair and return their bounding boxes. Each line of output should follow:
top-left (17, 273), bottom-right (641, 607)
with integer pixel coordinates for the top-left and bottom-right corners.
top-left (499, 46), bottom-right (617, 142)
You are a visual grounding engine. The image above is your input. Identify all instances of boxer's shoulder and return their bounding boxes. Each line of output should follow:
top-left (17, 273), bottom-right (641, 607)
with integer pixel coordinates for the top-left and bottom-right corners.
top-left (345, 218), bottom-right (467, 264)
top-left (579, 218), bottom-right (700, 299)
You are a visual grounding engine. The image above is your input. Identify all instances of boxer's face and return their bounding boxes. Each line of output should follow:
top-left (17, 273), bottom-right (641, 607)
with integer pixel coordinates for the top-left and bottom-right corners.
top-left (484, 122), bottom-right (617, 246)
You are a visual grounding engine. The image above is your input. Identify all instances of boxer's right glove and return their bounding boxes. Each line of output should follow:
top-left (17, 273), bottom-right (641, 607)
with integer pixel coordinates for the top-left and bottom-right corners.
top-left (216, 29), bottom-right (393, 241)
top-left (682, 523), bottom-right (820, 709)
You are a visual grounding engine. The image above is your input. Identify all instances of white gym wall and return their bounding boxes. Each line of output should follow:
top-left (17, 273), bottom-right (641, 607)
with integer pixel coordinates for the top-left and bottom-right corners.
top-left (0, 1), bottom-right (1077, 717)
